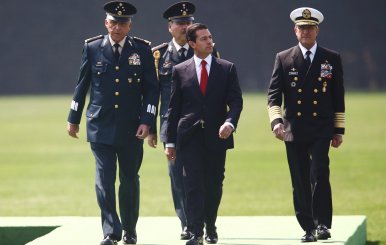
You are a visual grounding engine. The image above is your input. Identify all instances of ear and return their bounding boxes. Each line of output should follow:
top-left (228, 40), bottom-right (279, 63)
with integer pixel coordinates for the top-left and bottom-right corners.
top-left (188, 40), bottom-right (195, 49)
top-left (105, 19), bottom-right (109, 28)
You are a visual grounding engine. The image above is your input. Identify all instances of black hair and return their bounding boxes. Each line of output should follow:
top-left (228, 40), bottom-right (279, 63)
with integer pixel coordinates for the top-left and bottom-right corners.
top-left (186, 23), bottom-right (208, 42)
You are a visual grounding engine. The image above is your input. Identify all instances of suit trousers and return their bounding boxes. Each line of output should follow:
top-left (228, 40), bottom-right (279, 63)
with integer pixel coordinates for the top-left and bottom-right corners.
top-left (90, 140), bottom-right (143, 239)
top-left (164, 143), bottom-right (188, 229)
top-left (178, 129), bottom-right (226, 236)
top-left (285, 138), bottom-right (332, 231)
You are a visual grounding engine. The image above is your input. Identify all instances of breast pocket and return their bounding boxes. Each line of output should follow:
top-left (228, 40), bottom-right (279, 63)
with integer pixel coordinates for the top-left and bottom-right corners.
top-left (91, 63), bottom-right (107, 87)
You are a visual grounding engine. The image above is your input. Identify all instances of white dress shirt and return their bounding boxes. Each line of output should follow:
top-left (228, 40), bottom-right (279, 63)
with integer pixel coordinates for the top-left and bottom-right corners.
top-left (193, 54), bottom-right (212, 85)
top-left (109, 36), bottom-right (126, 54)
top-left (172, 38), bottom-right (189, 57)
top-left (298, 42), bottom-right (317, 62)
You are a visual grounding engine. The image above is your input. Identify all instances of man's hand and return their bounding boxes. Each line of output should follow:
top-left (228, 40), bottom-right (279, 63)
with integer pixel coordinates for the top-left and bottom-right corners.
top-left (219, 123), bottom-right (233, 139)
top-left (273, 123), bottom-right (285, 141)
top-left (147, 134), bottom-right (157, 148)
top-left (165, 147), bottom-right (176, 162)
top-left (67, 122), bottom-right (79, 138)
top-left (331, 134), bottom-right (343, 148)
top-left (136, 124), bottom-right (150, 139)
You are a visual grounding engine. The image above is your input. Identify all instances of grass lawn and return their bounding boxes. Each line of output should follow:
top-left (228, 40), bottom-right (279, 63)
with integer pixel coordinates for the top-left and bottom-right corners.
top-left (0, 93), bottom-right (385, 244)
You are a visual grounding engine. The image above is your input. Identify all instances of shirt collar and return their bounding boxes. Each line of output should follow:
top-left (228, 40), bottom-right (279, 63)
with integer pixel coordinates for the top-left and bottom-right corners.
top-left (172, 38), bottom-right (189, 52)
top-left (298, 42), bottom-right (317, 56)
top-left (109, 36), bottom-right (126, 48)
top-left (193, 54), bottom-right (212, 67)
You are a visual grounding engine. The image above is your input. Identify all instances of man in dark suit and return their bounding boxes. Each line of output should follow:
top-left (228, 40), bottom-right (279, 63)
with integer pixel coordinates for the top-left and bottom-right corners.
top-left (267, 7), bottom-right (345, 242)
top-left (66, 1), bottom-right (158, 245)
top-left (165, 23), bottom-right (243, 245)
top-left (148, 2), bottom-right (220, 240)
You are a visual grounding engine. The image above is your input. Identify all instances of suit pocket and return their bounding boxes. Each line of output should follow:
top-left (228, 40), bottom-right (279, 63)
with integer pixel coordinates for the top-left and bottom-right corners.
top-left (91, 64), bottom-right (107, 87)
top-left (86, 104), bottom-right (102, 119)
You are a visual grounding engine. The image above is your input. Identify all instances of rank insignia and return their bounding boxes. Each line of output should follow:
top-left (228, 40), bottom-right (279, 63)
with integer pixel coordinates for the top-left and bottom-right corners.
top-left (320, 61), bottom-right (333, 79)
top-left (291, 81), bottom-right (296, 87)
top-left (289, 67), bottom-right (298, 76)
top-left (128, 53), bottom-right (141, 65)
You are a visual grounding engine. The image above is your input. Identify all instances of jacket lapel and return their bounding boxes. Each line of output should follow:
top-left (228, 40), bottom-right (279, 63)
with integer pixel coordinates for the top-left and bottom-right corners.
top-left (101, 35), bottom-right (115, 63)
top-left (183, 58), bottom-right (202, 97)
top-left (205, 56), bottom-right (219, 95)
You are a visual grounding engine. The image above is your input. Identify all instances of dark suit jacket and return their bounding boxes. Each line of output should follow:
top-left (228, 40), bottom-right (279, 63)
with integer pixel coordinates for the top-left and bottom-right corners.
top-left (151, 41), bottom-right (219, 142)
top-left (67, 35), bottom-right (158, 146)
top-left (267, 45), bottom-right (345, 142)
top-left (166, 55), bottom-right (243, 151)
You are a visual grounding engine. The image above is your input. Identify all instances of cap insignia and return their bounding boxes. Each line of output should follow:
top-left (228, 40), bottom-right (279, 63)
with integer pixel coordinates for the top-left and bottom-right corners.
top-left (302, 9), bottom-right (311, 19)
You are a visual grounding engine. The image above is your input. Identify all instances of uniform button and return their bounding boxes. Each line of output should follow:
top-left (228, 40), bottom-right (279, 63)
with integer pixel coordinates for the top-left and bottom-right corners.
top-left (115, 79), bottom-right (119, 83)
top-left (318, 77), bottom-right (322, 81)
top-left (97, 72), bottom-right (101, 75)
top-left (298, 89), bottom-right (302, 93)
top-left (313, 100), bottom-right (318, 105)
top-left (297, 100), bottom-right (302, 104)
top-left (128, 78), bottom-right (132, 83)
top-left (134, 73), bottom-right (137, 76)
top-left (297, 112), bottom-right (302, 116)
top-left (314, 89), bottom-right (318, 93)
top-left (294, 77), bottom-right (298, 81)
top-left (313, 112), bottom-right (318, 117)
top-left (114, 104), bottom-right (119, 109)
top-left (115, 92), bottom-right (119, 96)
top-left (137, 78), bottom-right (141, 83)
top-left (115, 66), bottom-right (119, 71)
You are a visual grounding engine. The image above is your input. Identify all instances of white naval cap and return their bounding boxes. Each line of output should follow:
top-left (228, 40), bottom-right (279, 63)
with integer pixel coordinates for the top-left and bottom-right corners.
top-left (290, 7), bottom-right (324, 26)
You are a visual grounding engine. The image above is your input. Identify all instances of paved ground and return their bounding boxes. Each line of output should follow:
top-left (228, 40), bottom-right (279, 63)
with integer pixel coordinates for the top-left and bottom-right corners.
top-left (0, 216), bottom-right (366, 245)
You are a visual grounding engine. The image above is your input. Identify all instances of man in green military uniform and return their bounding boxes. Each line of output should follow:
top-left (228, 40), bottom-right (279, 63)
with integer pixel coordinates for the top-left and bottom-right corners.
top-left (67, 1), bottom-right (158, 245)
top-left (267, 7), bottom-right (345, 242)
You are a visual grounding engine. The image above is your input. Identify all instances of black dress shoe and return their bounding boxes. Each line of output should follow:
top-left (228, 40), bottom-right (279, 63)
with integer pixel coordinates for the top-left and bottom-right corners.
top-left (317, 224), bottom-right (331, 240)
top-left (181, 226), bottom-right (193, 240)
top-left (186, 235), bottom-right (203, 245)
top-left (205, 231), bottom-right (218, 244)
top-left (301, 230), bottom-right (317, 242)
top-left (123, 231), bottom-right (137, 244)
top-left (100, 235), bottom-right (118, 245)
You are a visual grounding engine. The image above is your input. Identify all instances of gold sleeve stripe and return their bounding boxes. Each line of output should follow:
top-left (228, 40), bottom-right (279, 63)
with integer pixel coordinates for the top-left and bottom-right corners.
top-left (334, 112), bottom-right (345, 128)
top-left (268, 105), bottom-right (283, 123)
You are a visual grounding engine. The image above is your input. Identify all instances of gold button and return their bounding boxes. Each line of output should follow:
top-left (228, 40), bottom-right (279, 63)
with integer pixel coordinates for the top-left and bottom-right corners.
top-left (313, 112), bottom-right (318, 116)
top-left (294, 77), bottom-right (298, 81)
top-left (297, 112), bottom-right (301, 116)
top-left (298, 89), bottom-right (302, 93)
top-left (115, 66), bottom-right (119, 70)
top-left (137, 78), bottom-right (141, 83)
top-left (134, 73), bottom-right (137, 76)
top-left (318, 77), bottom-right (322, 81)
top-left (313, 100), bottom-right (318, 105)
top-left (115, 79), bottom-right (119, 83)
top-left (114, 104), bottom-right (119, 109)
top-left (128, 78), bottom-right (132, 83)
top-left (314, 89), bottom-right (318, 93)
top-left (297, 100), bottom-right (302, 104)
top-left (115, 92), bottom-right (119, 96)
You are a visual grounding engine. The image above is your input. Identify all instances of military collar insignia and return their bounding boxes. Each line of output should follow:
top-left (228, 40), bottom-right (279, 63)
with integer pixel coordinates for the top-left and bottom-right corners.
top-left (320, 60), bottom-right (333, 79)
top-left (128, 53), bottom-right (141, 65)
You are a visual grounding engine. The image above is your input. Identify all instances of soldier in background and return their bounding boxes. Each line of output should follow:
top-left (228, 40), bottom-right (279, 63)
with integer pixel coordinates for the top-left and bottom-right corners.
top-left (267, 7), bottom-right (345, 242)
top-left (66, 1), bottom-right (158, 244)
top-left (148, 1), bottom-right (219, 241)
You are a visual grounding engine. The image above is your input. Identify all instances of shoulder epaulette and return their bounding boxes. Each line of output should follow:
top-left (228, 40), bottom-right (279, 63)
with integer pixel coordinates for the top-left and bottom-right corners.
top-left (152, 43), bottom-right (168, 53)
top-left (84, 35), bottom-right (104, 43)
top-left (133, 37), bottom-right (151, 46)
